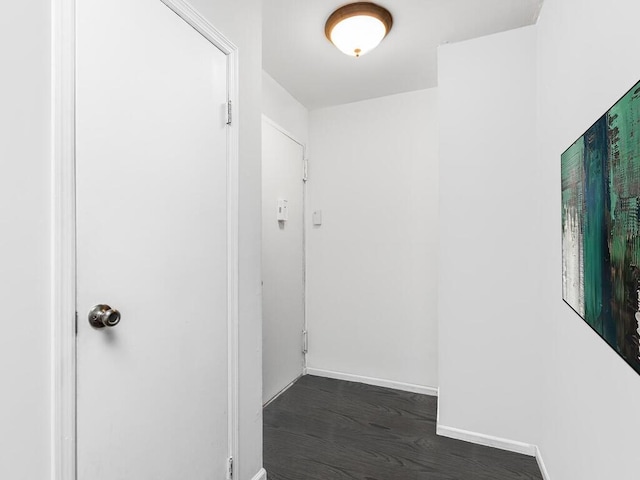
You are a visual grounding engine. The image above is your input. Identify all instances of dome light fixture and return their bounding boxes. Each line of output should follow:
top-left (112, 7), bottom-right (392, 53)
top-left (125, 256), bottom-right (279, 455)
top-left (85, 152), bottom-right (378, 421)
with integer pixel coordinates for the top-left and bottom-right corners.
top-left (325, 2), bottom-right (393, 58)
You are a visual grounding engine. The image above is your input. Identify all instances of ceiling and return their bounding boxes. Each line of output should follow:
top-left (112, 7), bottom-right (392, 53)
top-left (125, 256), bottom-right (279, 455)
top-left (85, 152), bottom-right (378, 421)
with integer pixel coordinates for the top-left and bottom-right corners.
top-left (263, 0), bottom-right (543, 110)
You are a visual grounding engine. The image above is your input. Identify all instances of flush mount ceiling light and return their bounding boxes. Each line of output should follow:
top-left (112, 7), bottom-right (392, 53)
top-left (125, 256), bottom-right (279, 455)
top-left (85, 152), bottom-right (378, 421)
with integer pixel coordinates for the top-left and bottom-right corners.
top-left (325, 2), bottom-right (393, 58)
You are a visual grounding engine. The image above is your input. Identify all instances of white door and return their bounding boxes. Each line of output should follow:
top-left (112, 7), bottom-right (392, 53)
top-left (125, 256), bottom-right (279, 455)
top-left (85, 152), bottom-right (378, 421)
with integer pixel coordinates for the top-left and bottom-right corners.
top-left (262, 119), bottom-right (305, 404)
top-left (76, 0), bottom-right (231, 478)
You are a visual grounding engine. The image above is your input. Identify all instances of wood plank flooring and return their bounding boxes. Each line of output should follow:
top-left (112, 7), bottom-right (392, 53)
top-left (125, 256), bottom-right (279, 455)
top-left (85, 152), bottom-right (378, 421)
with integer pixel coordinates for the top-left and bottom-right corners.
top-left (263, 375), bottom-right (543, 480)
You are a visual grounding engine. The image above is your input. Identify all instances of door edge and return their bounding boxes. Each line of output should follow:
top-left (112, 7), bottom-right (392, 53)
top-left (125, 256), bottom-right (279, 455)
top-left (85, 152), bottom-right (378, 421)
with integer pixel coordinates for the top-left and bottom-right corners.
top-left (51, 0), bottom-right (77, 478)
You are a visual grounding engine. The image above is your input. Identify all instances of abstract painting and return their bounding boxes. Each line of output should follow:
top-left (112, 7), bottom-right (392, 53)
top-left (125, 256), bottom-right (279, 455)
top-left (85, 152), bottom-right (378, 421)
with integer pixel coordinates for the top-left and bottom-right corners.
top-left (562, 80), bottom-right (640, 375)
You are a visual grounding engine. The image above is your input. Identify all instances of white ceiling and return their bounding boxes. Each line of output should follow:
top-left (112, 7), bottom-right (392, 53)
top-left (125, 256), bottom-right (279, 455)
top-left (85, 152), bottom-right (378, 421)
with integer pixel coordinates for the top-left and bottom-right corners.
top-left (263, 0), bottom-right (543, 109)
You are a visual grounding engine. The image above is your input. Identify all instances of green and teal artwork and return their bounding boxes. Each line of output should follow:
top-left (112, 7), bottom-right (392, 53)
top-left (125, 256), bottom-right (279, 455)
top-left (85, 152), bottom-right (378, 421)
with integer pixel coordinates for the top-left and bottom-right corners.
top-left (562, 80), bottom-right (640, 375)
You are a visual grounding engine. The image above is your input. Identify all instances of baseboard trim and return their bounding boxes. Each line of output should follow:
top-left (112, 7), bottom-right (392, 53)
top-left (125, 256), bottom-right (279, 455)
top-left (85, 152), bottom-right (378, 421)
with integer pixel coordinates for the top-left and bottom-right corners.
top-left (263, 372), bottom-right (303, 408)
top-left (305, 368), bottom-right (438, 396)
top-left (535, 446), bottom-right (551, 480)
top-left (252, 467), bottom-right (267, 480)
top-left (436, 424), bottom-right (537, 457)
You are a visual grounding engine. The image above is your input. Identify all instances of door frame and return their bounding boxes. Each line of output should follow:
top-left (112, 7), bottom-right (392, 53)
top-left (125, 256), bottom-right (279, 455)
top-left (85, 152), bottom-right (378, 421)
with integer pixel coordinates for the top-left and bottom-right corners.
top-left (51, 1), bottom-right (240, 479)
top-left (261, 115), bottom-right (309, 380)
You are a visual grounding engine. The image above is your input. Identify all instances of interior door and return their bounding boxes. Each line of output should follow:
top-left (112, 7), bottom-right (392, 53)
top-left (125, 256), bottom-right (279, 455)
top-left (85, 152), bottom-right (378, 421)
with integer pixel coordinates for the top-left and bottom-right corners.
top-left (262, 119), bottom-right (305, 404)
top-left (76, 0), bottom-right (230, 478)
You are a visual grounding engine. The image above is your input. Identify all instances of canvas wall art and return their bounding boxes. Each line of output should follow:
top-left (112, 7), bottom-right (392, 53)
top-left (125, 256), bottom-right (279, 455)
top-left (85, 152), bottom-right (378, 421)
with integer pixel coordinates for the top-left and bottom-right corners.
top-left (562, 80), bottom-right (640, 375)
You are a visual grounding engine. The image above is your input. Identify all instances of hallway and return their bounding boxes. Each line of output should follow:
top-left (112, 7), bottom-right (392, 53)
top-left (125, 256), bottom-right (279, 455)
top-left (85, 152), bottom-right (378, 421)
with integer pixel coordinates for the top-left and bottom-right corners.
top-left (264, 376), bottom-right (542, 480)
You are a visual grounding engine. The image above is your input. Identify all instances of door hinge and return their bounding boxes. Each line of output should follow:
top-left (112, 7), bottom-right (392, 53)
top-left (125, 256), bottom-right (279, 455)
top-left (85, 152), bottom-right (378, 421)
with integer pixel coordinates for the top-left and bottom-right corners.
top-left (302, 330), bottom-right (308, 354)
top-left (303, 158), bottom-right (309, 182)
top-left (226, 100), bottom-right (232, 126)
top-left (75, 311), bottom-right (78, 335)
top-left (227, 456), bottom-right (233, 479)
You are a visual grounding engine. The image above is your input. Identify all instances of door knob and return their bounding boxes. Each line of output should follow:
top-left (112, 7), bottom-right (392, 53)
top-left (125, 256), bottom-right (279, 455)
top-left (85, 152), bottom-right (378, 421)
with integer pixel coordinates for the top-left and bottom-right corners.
top-left (88, 304), bottom-right (121, 328)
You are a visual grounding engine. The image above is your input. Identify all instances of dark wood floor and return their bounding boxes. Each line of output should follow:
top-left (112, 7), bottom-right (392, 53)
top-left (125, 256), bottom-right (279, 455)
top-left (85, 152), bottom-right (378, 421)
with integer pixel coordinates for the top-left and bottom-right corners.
top-left (264, 375), bottom-right (542, 480)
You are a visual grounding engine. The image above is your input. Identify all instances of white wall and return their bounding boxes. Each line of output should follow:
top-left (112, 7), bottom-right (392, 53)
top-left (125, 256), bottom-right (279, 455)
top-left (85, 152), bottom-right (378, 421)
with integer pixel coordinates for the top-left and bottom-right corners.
top-left (261, 71), bottom-right (309, 405)
top-left (536, 0), bottom-right (640, 478)
top-left (262, 71), bottom-right (309, 145)
top-left (307, 89), bottom-right (439, 390)
top-left (437, 26), bottom-right (542, 445)
top-left (439, 4), bottom-right (640, 478)
top-left (0, 2), bottom-right (52, 479)
top-left (0, 1), bottom-right (263, 479)
top-left (172, 2), bottom-right (264, 478)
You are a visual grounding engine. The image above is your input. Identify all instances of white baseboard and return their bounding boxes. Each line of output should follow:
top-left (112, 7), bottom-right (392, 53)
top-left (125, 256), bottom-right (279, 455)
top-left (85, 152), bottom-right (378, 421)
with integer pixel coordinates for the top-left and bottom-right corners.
top-left (263, 372), bottom-right (303, 408)
top-left (252, 467), bottom-right (267, 480)
top-left (535, 446), bottom-right (551, 480)
top-left (305, 367), bottom-right (438, 396)
top-left (436, 424), bottom-right (537, 457)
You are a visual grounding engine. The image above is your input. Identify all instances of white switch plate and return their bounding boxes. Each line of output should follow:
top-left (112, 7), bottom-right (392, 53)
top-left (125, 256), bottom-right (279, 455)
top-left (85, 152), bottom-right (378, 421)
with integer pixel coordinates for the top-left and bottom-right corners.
top-left (312, 210), bottom-right (322, 226)
top-left (277, 199), bottom-right (288, 221)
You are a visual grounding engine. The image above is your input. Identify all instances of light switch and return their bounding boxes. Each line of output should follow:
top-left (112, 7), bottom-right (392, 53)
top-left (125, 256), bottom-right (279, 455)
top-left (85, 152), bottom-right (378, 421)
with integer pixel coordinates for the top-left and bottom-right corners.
top-left (277, 199), bottom-right (289, 221)
top-left (312, 210), bottom-right (322, 226)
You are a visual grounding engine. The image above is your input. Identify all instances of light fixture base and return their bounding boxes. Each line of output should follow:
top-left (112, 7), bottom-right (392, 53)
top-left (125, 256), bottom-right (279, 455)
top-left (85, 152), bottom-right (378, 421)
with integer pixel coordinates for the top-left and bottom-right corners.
top-left (325, 2), bottom-right (393, 57)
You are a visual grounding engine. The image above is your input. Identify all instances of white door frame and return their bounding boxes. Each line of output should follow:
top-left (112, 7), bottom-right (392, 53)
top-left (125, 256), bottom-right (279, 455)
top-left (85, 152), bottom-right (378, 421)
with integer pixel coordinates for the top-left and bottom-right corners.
top-left (261, 115), bottom-right (308, 374)
top-left (51, 1), bottom-right (239, 479)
